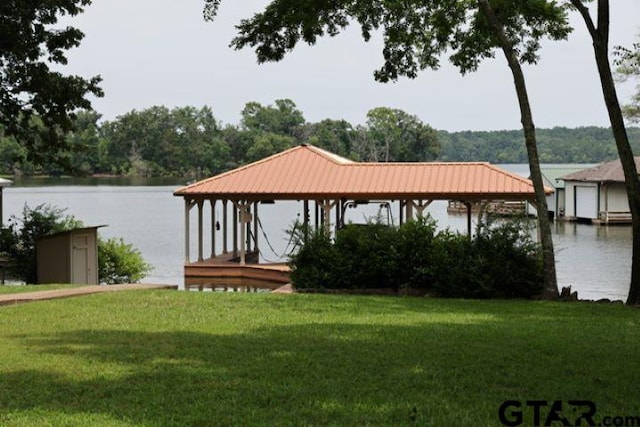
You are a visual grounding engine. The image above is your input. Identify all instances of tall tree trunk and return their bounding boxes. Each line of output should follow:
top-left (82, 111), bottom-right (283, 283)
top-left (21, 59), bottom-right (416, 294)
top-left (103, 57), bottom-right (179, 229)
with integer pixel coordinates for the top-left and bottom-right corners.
top-left (478, 0), bottom-right (559, 299)
top-left (570, 0), bottom-right (640, 305)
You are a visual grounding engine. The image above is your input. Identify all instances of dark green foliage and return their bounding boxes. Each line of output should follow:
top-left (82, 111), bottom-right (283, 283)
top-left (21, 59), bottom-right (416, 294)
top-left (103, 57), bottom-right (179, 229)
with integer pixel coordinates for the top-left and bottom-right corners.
top-left (430, 216), bottom-right (543, 298)
top-left (390, 216), bottom-right (440, 290)
top-left (333, 222), bottom-right (398, 289)
top-left (289, 214), bottom-right (543, 299)
top-left (98, 237), bottom-right (151, 284)
top-left (0, 0), bottom-right (103, 172)
top-left (438, 126), bottom-right (640, 163)
top-left (0, 204), bottom-right (150, 284)
top-left (3, 99), bottom-right (636, 177)
top-left (288, 227), bottom-right (345, 290)
top-left (98, 105), bottom-right (230, 178)
top-left (211, 0), bottom-right (570, 82)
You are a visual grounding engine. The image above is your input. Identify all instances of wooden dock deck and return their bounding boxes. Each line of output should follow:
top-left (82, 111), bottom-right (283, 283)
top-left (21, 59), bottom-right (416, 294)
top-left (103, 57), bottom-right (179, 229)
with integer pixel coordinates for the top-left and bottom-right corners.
top-left (184, 252), bottom-right (291, 292)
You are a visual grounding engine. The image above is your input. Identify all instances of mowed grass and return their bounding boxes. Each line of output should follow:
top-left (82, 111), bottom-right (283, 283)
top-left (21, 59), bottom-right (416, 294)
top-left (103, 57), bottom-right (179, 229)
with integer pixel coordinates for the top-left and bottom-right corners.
top-left (0, 291), bottom-right (638, 426)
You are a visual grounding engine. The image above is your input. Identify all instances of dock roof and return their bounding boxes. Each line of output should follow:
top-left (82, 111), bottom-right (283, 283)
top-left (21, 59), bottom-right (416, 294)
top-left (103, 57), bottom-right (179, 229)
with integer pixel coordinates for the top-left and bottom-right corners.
top-left (174, 144), bottom-right (547, 201)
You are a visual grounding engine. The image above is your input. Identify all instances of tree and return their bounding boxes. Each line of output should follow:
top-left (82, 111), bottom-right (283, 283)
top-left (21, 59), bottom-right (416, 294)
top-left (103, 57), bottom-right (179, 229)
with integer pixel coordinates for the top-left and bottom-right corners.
top-left (0, 129), bottom-right (28, 175)
top-left (204, 0), bottom-right (570, 299)
top-left (240, 99), bottom-right (305, 161)
top-left (474, 0), bottom-right (564, 299)
top-left (241, 99), bottom-right (305, 139)
top-left (0, 0), bottom-right (103, 170)
top-left (365, 107), bottom-right (440, 162)
top-left (569, 1), bottom-right (640, 305)
top-left (99, 106), bottom-right (229, 177)
top-left (301, 118), bottom-right (357, 159)
top-left (63, 109), bottom-right (105, 176)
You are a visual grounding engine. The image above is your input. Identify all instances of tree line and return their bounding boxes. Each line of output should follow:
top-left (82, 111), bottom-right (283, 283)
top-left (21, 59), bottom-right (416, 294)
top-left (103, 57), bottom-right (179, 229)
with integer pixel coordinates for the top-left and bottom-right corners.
top-left (0, 100), bottom-right (440, 178)
top-left (1, 99), bottom-right (637, 178)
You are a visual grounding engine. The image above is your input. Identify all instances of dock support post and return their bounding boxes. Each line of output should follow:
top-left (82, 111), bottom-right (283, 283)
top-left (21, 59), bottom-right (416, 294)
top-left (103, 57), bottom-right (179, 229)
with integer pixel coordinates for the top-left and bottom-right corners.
top-left (253, 202), bottom-right (259, 255)
top-left (197, 200), bottom-right (204, 262)
top-left (211, 200), bottom-right (216, 258)
top-left (463, 201), bottom-right (472, 238)
top-left (223, 200), bottom-right (228, 254)
top-left (233, 202), bottom-right (238, 258)
top-left (240, 204), bottom-right (246, 265)
top-left (235, 200), bottom-right (249, 266)
top-left (184, 199), bottom-right (195, 263)
top-left (406, 200), bottom-right (414, 222)
top-left (184, 199), bottom-right (190, 263)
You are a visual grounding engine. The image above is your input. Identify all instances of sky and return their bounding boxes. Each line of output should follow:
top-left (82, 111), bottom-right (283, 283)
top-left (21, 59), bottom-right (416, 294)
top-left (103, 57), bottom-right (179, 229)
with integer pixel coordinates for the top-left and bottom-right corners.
top-left (58, 0), bottom-right (640, 132)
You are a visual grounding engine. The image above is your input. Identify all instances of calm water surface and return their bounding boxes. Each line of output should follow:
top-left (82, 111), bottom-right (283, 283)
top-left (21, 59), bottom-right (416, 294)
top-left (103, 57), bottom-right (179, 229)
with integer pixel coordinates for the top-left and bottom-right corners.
top-left (2, 174), bottom-right (632, 301)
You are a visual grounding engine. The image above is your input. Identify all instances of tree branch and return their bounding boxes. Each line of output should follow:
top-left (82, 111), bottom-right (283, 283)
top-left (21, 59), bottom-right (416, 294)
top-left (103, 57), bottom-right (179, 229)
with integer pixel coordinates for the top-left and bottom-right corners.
top-left (569, 0), bottom-right (597, 39)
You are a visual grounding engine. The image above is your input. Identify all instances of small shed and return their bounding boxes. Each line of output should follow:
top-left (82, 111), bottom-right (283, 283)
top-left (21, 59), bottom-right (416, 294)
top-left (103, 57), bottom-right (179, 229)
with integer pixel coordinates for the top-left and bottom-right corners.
top-left (560, 157), bottom-right (640, 224)
top-left (36, 226), bottom-right (105, 285)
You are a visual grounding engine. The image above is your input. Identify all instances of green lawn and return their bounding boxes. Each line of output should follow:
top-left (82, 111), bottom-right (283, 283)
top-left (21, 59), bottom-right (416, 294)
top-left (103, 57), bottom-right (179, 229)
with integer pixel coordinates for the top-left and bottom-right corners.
top-left (0, 291), bottom-right (638, 426)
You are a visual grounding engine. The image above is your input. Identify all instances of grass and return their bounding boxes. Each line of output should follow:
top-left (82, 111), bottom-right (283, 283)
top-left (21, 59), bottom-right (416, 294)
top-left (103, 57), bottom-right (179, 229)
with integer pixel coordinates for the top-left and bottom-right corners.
top-left (0, 291), bottom-right (638, 426)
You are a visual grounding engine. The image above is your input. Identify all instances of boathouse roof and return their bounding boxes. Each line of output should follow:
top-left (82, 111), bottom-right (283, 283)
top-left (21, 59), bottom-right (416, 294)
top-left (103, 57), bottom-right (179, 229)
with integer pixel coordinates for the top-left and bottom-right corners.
top-left (561, 157), bottom-right (640, 183)
top-left (541, 167), bottom-right (589, 190)
top-left (174, 144), bottom-right (548, 200)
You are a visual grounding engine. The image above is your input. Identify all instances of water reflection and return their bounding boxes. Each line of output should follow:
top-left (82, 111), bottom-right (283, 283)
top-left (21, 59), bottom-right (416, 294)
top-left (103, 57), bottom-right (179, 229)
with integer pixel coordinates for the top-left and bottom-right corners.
top-left (553, 222), bottom-right (631, 301)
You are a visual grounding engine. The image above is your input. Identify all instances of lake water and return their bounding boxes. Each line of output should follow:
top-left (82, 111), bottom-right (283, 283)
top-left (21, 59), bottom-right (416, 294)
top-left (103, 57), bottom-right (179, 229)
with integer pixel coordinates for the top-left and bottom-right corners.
top-left (1, 171), bottom-right (632, 301)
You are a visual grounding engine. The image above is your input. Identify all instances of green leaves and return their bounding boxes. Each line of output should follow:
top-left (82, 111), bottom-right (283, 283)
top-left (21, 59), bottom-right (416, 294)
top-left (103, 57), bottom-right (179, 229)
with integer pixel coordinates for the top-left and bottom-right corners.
top-left (288, 214), bottom-right (543, 298)
top-left (222, 0), bottom-right (571, 81)
top-left (98, 237), bottom-right (152, 284)
top-left (0, 0), bottom-right (103, 171)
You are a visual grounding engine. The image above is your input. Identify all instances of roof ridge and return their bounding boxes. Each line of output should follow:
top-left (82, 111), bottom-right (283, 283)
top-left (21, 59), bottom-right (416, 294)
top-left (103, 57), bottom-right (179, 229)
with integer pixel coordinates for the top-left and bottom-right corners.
top-left (303, 144), bottom-right (355, 165)
top-left (348, 161), bottom-right (490, 166)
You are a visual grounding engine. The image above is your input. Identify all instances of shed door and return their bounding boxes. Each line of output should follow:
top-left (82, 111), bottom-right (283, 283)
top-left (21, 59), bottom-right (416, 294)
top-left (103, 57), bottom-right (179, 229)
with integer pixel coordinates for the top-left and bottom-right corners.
top-left (72, 234), bottom-right (90, 284)
top-left (575, 186), bottom-right (598, 219)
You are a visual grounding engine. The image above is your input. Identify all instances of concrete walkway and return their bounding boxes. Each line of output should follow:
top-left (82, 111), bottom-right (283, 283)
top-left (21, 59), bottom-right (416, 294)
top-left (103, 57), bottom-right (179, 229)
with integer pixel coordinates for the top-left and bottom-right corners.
top-left (0, 284), bottom-right (178, 306)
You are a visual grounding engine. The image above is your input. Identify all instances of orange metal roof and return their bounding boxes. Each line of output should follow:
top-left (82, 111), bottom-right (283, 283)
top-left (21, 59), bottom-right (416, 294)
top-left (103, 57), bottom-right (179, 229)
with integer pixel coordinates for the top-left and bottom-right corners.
top-left (174, 144), bottom-right (547, 200)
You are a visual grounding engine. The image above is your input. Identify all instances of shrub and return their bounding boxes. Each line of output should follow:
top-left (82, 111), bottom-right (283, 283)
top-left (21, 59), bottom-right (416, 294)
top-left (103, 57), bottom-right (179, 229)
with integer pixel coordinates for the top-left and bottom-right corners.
top-left (288, 226), bottom-right (344, 289)
top-left (288, 213), bottom-right (544, 299)
top-left (391, 216), bottom-right (439, 290)
top-left (334, 221), bottom-right (398, 289)
top-left (98, 237), bottom-right (151, 284)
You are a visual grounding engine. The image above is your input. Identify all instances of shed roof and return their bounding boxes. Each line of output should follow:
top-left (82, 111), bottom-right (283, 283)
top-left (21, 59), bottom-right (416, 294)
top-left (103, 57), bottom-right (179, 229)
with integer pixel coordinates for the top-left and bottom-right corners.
top-left (174, 144), bottom-right (547, 201)
top-left (37, 225), bottom-right (107, 241)
top-left (561, 157), bottom-right (640, 183)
